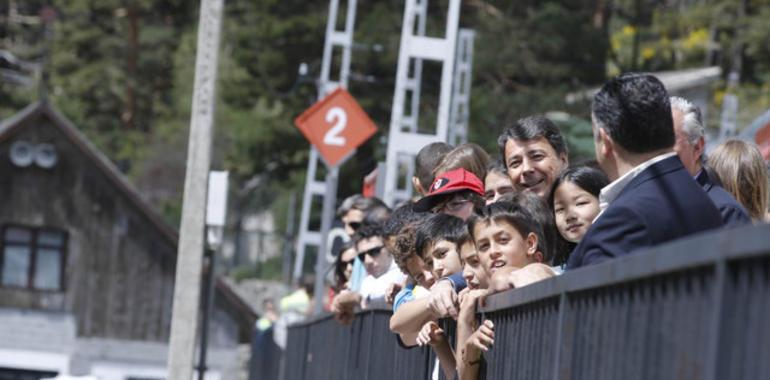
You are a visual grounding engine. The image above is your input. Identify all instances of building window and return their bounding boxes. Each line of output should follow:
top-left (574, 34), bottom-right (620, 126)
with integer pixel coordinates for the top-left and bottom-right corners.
top-left (0, 225), bottom-right (67, 291)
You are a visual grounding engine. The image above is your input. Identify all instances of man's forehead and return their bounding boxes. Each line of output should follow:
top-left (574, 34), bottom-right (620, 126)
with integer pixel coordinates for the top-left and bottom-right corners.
top-left (505, 136), bottom-right (555, 157)
top-left (344, 209), bottom-right (364, 221)
top-left (356, 236), bottom-right (382, 250)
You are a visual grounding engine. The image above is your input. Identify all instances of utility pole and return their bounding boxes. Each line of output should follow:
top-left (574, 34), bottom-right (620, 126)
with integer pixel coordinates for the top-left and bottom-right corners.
top-left (166, 0), bottom-right (224, 379)
top-left (282, 192), bottom-right (297, 285)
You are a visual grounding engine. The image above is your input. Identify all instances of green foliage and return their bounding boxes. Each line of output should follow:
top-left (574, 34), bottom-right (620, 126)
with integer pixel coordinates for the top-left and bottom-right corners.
top-left (2, 1), bottom-right (769, 279)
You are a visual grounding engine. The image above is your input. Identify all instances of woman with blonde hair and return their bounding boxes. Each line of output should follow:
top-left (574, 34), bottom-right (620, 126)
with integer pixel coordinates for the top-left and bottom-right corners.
top-left (708, 139), bottom-right (769, 222)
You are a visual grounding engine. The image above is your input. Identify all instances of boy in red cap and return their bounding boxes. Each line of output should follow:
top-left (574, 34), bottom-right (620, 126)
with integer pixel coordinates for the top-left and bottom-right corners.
top-left (413, 168), bottom-right (485, 221)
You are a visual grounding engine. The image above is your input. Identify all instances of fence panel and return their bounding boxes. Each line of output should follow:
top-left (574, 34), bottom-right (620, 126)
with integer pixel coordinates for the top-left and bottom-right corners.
top-left (273, 224), bottom-right (770, 379)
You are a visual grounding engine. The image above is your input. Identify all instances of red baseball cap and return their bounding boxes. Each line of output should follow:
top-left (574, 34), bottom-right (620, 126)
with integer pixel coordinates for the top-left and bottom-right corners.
top-left (413, 168), bottom-right (484, 212)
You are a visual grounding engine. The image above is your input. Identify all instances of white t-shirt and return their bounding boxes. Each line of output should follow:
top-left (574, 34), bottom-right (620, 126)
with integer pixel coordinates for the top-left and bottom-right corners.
top-left (359, 260), bottom-right (406, 301)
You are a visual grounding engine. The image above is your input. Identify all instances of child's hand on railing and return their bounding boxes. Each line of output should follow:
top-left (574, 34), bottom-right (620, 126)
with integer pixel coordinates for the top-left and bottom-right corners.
top-left (416, 320), bottom-right (445, 347)
top-left (466, 319), bottom-right (494, 352)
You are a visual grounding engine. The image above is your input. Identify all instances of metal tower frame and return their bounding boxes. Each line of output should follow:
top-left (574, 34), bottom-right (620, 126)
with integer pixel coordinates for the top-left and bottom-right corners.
top-left (447, 28), bottom-right (475, 146)
top-left (383, 0), bottom-right (462, 206)
top-left (293, 0), bottom-right (357, 284)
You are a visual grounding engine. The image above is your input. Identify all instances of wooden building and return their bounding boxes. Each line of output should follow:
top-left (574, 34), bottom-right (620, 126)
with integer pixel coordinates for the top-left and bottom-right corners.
top-left (0, 102), bottom-right (256, 379)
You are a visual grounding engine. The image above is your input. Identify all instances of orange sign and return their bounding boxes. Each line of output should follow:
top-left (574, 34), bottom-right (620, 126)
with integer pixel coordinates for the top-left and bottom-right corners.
top-left (294, 87), bottom-right (378, 167)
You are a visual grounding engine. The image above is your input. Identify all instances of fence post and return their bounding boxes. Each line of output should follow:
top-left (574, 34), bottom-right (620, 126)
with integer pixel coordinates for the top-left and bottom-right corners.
top-left (704, 259), bottom-right (727, 380)
top-left (553, 292), bottom-right (573, 380)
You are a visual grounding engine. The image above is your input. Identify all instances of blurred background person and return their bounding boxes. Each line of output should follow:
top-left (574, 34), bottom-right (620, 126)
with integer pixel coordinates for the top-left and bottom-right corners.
top-left (671, 96), bottom-right (751, 226)
top-left (484, 161), bottom-right (514, 205)
top-left (413, 142), bottom-right (454, 196)
top-left (709, 139), bottom-right (769, 223)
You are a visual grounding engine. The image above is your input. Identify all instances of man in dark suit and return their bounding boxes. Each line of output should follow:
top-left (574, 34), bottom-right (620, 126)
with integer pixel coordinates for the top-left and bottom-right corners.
top-left (566, 73), bottom-right (723, 269)
top-left (670, 96), bottom-right (751, 226)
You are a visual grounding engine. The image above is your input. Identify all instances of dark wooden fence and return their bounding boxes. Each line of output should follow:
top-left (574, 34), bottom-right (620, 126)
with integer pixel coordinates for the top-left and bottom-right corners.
top-left (254, 224), bottom-right (770, 379)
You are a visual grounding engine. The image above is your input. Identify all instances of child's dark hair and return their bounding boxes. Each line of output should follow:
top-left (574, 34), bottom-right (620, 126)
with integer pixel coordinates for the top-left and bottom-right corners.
top-left (548, 166), bottom-right (610, 207)
top-left (468, 200), bottom-right (546, 262)
top-left (391, 213), bottom-right (433, 274)
top-left (383, 202), bottom-right (422, 238)
top-left (486, 159), bottom-right (507, 177)
top-left (414, 213), bottom-right (467, 258)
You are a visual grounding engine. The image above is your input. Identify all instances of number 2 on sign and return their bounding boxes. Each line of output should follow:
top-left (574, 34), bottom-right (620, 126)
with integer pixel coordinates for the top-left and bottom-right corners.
top-left (324, 107), bottom-right (347, 146)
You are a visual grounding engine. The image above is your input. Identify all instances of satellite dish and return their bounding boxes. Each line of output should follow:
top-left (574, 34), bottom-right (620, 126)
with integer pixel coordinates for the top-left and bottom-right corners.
top-left (34, 143), bottom-right (58, 169)
top-left (9, 140), bottom-right (34, 167)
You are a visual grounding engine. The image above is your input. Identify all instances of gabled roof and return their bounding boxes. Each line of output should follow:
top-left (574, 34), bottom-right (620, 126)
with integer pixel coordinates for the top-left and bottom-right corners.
top-left (0, 101), bottom-right (263, 328)
top-left (0, 101), bottom-right (179, 248)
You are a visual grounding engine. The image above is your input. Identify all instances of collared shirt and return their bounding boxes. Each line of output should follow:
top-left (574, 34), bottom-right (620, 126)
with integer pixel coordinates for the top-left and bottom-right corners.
top-left (359, 260), bottom-right (406, 302)
top-left (595, 152), bottom-right (677, 220)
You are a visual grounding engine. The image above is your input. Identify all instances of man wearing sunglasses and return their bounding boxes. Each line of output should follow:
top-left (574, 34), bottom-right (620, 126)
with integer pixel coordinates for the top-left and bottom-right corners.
top-left (336, 195), bottom-right (391, 295)
top-left (355, 224), bottom-right (405, 305)
top-left (332, 222), bottom-right (406, 316)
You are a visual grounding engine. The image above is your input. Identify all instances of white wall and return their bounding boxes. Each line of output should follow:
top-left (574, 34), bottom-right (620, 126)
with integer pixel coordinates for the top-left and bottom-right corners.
top-left (0, 349), bottom-right (70, 374)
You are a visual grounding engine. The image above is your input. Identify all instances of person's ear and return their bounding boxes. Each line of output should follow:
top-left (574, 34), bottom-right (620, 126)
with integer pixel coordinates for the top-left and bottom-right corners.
top-left (412, 176), bottom-right (426, 196)
top-left (558, 152), bottom-right (569, 169)
top-left (694, 137), bottom-right (705, 159)
top-left (525, 232), bottom-right (540, 260)
top-left (598, 127), bottom-right (614, 159)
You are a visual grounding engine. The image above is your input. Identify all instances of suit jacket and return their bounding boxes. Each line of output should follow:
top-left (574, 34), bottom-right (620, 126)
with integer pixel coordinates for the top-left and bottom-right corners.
top-left (696, 169), bottom-right (752, 226)
top-left (567, 156), bottom-right (723, 269)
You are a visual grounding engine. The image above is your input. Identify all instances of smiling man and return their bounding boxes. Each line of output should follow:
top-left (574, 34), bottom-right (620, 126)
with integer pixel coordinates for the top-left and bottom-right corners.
top-left (497, 115), bottom-right (569, 200)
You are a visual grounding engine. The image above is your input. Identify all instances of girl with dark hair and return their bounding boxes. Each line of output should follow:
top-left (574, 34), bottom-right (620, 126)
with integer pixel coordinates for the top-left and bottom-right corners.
top-left (550, 166), bottom-right (610, 250)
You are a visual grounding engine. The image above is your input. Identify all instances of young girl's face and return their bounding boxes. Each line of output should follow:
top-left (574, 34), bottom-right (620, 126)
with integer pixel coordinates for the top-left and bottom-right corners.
top-left (426, 239), bottom-right (463, 279)
top-left (460, 241), bottom-right (489, 290)
top-left (473, 219), bottom-right (539, 275)
top-left (553, 180), bottom-right (601, 243)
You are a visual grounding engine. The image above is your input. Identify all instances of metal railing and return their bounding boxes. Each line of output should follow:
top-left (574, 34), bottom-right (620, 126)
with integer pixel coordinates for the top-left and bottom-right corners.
top-left (283, 305), bottom-right (434, 380)
top-left (265, 224), bottom-right (770, 379)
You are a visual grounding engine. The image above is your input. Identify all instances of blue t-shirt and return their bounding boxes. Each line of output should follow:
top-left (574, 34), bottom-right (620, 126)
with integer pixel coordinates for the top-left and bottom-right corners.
top-left (392, 283), bottom-right (416, 312)
top-left (348, 257), bottom-right (366, 292)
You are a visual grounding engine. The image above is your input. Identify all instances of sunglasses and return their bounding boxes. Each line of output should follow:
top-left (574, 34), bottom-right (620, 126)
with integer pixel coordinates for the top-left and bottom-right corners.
top-left (345, 221), bottom-right (362, 231)
top-left (432, 198), bottom-right (472, 214)
top-left (357, 246), bottom-right (385, 261)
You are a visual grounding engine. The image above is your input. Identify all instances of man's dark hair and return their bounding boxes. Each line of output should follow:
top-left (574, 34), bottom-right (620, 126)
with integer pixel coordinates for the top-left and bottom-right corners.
top-left (352, 222), bottom-right (384, 247)
top-left (591, 72), bottom-right (674, 153)
top-left (497, 115), bottom-right (568, 168)
top-left (415, 142), bottom-right (453, 190)
top-left (414, 213), bottom-right (467, 258)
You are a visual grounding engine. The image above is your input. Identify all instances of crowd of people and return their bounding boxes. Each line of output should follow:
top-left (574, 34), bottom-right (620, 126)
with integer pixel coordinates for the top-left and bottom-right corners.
top-left (323, 73), bottom-right (769, 379)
